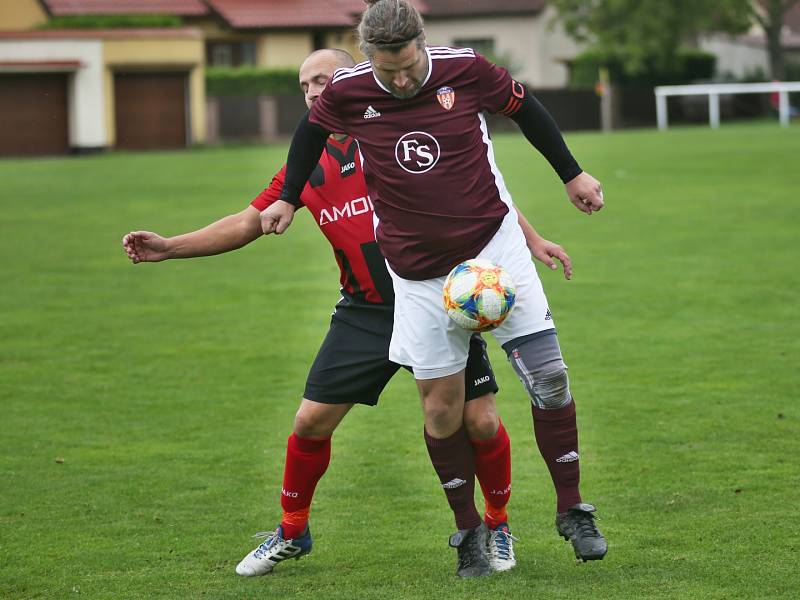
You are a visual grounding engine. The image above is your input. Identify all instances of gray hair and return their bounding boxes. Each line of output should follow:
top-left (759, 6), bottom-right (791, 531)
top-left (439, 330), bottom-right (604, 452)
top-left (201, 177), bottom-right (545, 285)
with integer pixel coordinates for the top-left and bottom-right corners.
top-left (358, 0), bottom-right (425, 57)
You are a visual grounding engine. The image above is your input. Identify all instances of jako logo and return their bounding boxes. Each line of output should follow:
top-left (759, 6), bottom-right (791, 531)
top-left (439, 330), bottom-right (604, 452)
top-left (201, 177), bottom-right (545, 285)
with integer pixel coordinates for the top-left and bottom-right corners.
top-left (474, 375), bottom-right (490, 386)
top-left (395, 131), bottom-right (440, 174)
top-left (319, 196), bottom-right (374, 225)
top-left (341, 161), bottom-right (355, 174)
top-left (490, 484), bottom-right (511, 496)
top-left (281, 488), bottom-right (299, 498)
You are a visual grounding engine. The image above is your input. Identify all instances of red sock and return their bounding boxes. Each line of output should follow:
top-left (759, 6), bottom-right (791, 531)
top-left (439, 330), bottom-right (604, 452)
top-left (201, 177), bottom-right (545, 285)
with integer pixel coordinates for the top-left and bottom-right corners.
top-left (424, 426), bottom-right (482, 530)
top-left (279, 433), bottom-right (331, 539)
top-left (470, 421), bottom-right (511, 529)
top-left (531, 399), bottom-right (582, 513)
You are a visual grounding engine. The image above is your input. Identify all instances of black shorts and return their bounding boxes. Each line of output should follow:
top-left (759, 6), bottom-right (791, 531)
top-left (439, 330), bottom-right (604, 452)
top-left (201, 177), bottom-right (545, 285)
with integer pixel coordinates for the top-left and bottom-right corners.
top-left (304, 298), bottom-right (499, 406)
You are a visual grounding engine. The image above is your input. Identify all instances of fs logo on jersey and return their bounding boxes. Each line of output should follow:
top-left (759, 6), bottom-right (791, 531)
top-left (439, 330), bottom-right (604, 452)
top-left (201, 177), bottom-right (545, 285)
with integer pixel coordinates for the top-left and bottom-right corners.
top-left (436, 86), bottom-right (455, 110)
top-left (395, 131), bottom-right (440, 174)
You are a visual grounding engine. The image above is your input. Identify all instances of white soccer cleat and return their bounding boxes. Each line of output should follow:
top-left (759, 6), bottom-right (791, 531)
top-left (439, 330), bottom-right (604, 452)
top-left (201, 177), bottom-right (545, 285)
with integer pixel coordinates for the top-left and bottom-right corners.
top-left (487, 522), bottom-right (518, 572)
top-left (235, 526), bottom-right (313, 577)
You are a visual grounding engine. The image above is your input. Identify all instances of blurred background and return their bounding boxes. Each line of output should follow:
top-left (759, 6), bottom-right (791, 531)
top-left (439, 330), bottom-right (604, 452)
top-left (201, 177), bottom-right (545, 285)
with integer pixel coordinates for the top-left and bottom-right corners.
top-left (1, 0), bottom-right (799, 156)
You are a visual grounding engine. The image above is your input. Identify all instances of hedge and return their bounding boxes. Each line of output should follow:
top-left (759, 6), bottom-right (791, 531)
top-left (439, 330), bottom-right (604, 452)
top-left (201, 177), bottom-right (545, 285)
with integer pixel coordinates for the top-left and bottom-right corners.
top-left (40, 15), bottom-right (183, 29)
top-left (205, 67), bottom-right (299, 96)
top-left (570, 49), bottom-right (717, 88)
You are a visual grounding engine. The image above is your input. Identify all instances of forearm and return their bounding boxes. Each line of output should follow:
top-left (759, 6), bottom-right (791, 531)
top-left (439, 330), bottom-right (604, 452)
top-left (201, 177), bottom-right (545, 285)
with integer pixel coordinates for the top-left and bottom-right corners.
top-left (510, 90), bottom-right (583, 184)
top-left (516, 208), bottom-right (543, 249)
top-left (166, 209), bottom-right (261, 259)
top-left (279, 111), bottom-right (330, 205)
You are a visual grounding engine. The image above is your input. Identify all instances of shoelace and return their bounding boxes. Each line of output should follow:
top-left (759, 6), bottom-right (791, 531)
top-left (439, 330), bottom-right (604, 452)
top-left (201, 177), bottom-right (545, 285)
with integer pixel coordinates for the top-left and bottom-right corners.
top-left (489, 530), bottom-right (519, 559)
top-left (252, 530), bottom-right (280, 559)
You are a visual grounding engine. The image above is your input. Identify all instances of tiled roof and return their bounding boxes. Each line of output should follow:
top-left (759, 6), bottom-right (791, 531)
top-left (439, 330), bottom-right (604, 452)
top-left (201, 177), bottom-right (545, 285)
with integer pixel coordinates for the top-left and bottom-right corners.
top-left (0, 27), bottom-right (203, 39)
top-left (42, 0), bottom-right (210, 16)
top-left (205, 0), bottom-right (367, 28)
top-left (422, 0), bottom-right (545, 18)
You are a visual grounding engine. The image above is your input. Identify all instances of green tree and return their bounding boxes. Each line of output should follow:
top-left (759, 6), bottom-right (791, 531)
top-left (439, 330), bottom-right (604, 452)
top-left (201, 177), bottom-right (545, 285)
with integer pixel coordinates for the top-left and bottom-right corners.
top-left (753, 0), bottom-right (800, 79)
top-left (551, 0), bottom-right (751, 75)
top-left (553, 0), bottom-right (800, 80)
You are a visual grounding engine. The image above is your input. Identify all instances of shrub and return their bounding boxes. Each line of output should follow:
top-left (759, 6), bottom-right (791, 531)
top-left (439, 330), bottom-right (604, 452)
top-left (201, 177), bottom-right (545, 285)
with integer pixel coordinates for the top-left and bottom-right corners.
top-left (206, 67), bottom-right (299, 96)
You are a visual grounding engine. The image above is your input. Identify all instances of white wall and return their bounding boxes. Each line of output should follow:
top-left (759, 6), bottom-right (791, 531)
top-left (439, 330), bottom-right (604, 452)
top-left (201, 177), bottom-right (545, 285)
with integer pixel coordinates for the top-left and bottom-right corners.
top-left (700, 35), bottom-right (770, 79)
top-left (424, 6), bottom-right (582, 87)
top-left (0, 39), bottom-right (106, 148)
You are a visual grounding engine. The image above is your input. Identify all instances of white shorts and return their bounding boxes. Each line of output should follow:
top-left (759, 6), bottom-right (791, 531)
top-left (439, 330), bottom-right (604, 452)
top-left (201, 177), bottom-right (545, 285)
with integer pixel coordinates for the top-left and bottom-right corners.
top-left (387, 207), bottom-right (555, 379)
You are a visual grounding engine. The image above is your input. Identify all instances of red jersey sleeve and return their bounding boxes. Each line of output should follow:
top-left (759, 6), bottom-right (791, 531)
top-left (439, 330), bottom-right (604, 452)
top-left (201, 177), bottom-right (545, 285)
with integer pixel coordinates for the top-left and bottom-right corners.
top-left (250, 165), bottom-right (305, 211)
top-left (308, 77), bottom-right (345, 134)
top-left (475, 52), bottom-right (524, 116)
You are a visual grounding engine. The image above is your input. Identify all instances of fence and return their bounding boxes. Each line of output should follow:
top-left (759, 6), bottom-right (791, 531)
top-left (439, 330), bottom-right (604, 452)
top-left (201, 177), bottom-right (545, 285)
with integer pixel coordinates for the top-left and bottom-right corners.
top-left (655, 82), bottom-right (800, 130)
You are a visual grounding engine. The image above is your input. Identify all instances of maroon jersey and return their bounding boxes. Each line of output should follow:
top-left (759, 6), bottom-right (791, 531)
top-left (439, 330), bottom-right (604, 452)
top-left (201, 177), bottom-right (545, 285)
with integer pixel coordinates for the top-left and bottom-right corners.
top-left (309, 47), bottom-right (520, 280)
top-left (252, 136), bottom-right (394, 305)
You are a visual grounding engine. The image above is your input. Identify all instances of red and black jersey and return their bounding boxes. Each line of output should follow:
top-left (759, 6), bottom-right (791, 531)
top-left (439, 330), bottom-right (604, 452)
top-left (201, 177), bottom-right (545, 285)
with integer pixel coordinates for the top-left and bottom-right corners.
top-left (309, 47), bottom-right (522, 280)
top-left (252, 136), bottom-right (394, 305)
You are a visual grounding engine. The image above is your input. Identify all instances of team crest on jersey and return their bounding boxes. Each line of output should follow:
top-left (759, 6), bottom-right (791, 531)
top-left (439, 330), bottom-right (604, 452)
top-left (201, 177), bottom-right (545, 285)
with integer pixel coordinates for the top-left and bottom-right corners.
top-left (436, 86), bottom-right (455, 110)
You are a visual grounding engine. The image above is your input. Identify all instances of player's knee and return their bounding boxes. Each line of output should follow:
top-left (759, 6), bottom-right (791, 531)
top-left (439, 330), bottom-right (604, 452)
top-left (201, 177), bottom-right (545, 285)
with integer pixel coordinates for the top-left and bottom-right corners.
top-left (293, 408), bottom-right (334, 439)
top-left (463, 394), bottom-right (499, 440)
top-left (507, 333), bottom-right (572, 410)
top-left (530, 364), bottom-right (571, 409)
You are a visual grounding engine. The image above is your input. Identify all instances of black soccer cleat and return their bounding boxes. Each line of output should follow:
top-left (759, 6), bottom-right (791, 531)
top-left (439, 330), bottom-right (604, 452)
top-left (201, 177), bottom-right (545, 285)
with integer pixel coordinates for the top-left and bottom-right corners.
top-left (556, 503), bottom-right (608, 562)
top-left (448, 522), bottom-right (493, 578)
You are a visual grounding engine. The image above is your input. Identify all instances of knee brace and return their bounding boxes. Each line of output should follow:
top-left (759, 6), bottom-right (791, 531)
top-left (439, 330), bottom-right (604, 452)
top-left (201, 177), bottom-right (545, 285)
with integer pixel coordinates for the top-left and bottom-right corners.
top-left (505, 332), bottom-right (571, 409)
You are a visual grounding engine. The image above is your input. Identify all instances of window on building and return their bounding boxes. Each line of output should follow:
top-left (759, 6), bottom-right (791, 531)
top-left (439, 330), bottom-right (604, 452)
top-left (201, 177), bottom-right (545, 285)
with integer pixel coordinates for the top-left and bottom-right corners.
top-left (209, 43), bottom-right (233, 67)
top-left (453, 38), bottom-right (495, 56)
top-left (207, 41), bottom-right (257, 68)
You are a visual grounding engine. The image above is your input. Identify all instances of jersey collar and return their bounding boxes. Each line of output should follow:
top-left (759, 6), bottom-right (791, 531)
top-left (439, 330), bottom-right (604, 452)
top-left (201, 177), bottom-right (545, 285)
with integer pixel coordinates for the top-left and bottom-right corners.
top-left (371, 46), bottom-right (433, 96)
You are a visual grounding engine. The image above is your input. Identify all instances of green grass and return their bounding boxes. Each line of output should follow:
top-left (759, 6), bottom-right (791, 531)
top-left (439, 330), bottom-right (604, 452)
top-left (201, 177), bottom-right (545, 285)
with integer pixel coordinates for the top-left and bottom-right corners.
top-left (1, 122), bottom-right (798, 599)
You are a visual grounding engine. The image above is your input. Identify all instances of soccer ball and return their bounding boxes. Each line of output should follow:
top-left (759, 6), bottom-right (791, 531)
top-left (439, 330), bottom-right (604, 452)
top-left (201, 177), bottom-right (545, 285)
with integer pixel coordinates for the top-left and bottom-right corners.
top-left (442, 259), bottom-right (516, 332)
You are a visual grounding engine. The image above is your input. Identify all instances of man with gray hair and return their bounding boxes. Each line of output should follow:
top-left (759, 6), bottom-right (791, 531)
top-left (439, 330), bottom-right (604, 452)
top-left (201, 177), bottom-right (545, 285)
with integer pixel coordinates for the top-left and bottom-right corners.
top-left (263, 0), bottom-right (608, 577)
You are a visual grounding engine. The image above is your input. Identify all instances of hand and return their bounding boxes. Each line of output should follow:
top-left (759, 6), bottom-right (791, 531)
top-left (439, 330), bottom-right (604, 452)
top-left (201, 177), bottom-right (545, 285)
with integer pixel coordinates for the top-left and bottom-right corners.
top-left (565, 171), bottom-right (604, 215)
top-left (260, 200), bottom-right (296, 235)
top-left (122, 231), bottom-right (169, 263)
top-left (530, 238), bottom-right (572, 280)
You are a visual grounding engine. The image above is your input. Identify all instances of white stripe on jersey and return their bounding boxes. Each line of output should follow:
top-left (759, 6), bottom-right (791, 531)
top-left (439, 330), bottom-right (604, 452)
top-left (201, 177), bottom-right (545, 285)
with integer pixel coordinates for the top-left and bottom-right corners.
top-left (332, 62), bottom-right (371, 84)
top-left (430, 53), bottom-right (475, 61)
top-left (428, 46), bottom-right (475, 57)
top-left (478, 112), bottom-right (514, 210)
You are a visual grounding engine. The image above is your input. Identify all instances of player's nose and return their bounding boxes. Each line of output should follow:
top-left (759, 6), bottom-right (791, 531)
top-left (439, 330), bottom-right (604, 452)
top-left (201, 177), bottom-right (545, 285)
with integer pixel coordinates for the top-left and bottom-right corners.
top-left (394, 72), bottom-right (410, 89)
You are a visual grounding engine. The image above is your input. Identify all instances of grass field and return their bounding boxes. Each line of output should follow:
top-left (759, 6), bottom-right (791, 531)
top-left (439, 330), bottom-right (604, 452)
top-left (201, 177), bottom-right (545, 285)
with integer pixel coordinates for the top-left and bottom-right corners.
top-left (1, 122), bottom-right (798, 599)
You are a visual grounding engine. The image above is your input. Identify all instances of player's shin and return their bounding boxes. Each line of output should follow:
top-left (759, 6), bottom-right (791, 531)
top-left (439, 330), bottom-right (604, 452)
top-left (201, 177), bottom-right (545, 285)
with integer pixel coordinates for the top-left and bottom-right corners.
top-left (424, 426), bottom-right (482, 530)
top-left (280, 433), bottom-right (331, 539)
top-left (531, 399), bottom-right (582, 513)
top-left (470, 420), bottom-right (512, 528)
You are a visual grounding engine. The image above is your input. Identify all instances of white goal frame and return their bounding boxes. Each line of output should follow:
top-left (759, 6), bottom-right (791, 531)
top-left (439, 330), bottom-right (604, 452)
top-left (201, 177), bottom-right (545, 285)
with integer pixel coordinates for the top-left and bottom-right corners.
top-left (654, 81), bottom-right (800, 130)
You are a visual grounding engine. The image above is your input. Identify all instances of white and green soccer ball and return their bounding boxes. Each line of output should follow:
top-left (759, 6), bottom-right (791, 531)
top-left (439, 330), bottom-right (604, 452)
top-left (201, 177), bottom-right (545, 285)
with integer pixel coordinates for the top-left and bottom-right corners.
top-left (442, 258), bottom-right (516, 332)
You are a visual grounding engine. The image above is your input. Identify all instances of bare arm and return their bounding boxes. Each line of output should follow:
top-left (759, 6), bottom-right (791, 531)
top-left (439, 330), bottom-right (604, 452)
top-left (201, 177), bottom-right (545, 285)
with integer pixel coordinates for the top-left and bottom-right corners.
top-left (516, 208), bottom-right (573, 280)
top-left (122, 206), bottom-right (263, 263)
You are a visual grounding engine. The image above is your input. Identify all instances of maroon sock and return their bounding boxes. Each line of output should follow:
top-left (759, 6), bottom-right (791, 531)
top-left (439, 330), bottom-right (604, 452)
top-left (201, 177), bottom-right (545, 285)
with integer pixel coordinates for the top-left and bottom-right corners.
top-left (279, 433), bottom-right (331, 539)
top-left (470, 420), bottom-right (512, 528)
top-left (424, 426), bottom-right (482, 530)
top-left (531, 399), bottom-right (582, 513)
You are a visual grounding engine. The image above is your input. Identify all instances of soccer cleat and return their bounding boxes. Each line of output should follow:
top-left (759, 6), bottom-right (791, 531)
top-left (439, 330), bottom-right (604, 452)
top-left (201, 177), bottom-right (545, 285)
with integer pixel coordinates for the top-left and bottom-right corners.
top-left (555, 503), bottom-right (607, 561)
top-left (486, 522), bottom-right (518, 572)
top-left (448, 522), bottom-right (493, 578)
top-left (235, 525), bottom-right (313, 576)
